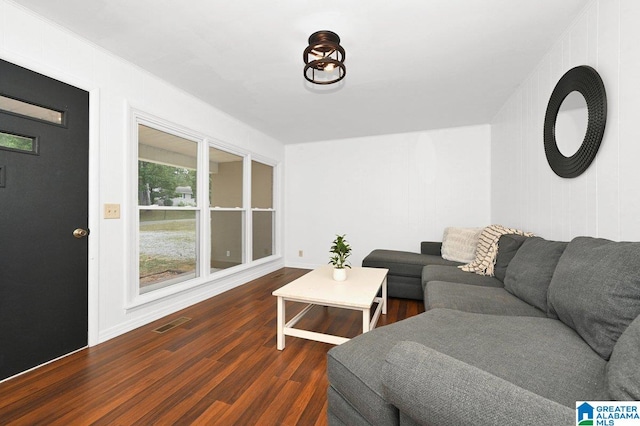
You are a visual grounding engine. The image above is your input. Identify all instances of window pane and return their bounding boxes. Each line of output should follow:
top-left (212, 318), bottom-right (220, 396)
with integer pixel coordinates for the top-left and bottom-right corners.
top-left (139, 210), bottom-right (198, 293)
top-left (211, 211), bottom-right (244, 270)
top-left (251, 161), bottom-right (273, 209)
top-left (138, 125), bottom-right (197, 207)
top-left (0, 131), bottom-right (35, 154)
top-left (253, 211), bottom-right (273, 260)
top-left (210, 147), bottom-right (243, 208)
top-left (0, 95), bottom-right (64, 125)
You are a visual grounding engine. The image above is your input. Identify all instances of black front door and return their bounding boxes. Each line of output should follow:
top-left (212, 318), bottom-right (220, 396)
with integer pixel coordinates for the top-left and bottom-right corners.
top-left (0, 59), bottom-right (89, 381)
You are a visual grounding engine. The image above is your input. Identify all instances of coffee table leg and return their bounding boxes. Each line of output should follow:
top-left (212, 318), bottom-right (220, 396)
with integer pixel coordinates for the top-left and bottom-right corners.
top-left (277, 296), bottom-right (285, 350)
top-left (382, 276), bottom-right (387, 314)
top-left (362, 308), bottom-right (371, 333)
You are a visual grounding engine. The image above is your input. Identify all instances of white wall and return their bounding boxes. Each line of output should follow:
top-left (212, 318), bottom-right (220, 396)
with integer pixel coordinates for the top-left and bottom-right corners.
top-left (491, 0), bottom-right (640, 241)
top-left (0, 0), bottom-right (285, 344)
top-left (285, 125), bottom-right (491, 268)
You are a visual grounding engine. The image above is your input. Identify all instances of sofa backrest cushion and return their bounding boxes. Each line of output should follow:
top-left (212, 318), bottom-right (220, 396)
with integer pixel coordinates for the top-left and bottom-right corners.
top-left (441, 227), bottom-right (482, 263)
top-left (607, 314), bottom-right (640, 400)
top-left (494, 234), bottom-right (529, 282)
top-left (547, 237), bottom-right (640, 360)
top-left (503, 237), bottom-right (567, 312)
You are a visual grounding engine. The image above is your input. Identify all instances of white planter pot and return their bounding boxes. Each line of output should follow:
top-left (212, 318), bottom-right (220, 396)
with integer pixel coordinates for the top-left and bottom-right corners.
top-left (333, 268), bottom-right (347, 282)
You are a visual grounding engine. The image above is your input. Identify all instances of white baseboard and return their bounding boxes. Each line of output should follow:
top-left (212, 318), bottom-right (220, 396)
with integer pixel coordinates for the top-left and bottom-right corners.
top-left (284, 261), bottom-right (322, 270)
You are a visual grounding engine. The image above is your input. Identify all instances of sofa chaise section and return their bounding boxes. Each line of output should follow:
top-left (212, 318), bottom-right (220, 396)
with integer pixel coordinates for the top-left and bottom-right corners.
top-left (362, 243), bottom-right (461, 300)
top-left (327, 309), bottom-right (608, 425)
top-left (364, 232), bottom-right (531, 301)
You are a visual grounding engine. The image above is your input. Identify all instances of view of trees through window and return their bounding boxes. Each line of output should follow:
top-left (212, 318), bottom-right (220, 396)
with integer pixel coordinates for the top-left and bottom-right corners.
top-left (138, 162), bottom-right (197, 207)
top-left (0, 131), bottom-right (35, 153)
top-left (138, 124), bottom-right (199, 293)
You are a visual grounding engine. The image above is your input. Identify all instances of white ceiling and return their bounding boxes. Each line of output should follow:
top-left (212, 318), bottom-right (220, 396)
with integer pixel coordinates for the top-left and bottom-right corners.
top-left (12, 0), bottom-right (589, 144)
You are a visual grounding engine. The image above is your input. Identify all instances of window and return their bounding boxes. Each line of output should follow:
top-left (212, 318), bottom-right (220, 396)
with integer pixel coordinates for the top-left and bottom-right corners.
top-left (0, 94), bottom-right (64, 125)
top-left (131, 111), bottom-right (279, 304)
top-left (210, 147), bottom-right (244, 271)
top-left (251, 161), bottom-right (275, 261)
top-left (0, 131), bottom-right (36, 154)
top-left (138, 124), bottom-right (199, 294)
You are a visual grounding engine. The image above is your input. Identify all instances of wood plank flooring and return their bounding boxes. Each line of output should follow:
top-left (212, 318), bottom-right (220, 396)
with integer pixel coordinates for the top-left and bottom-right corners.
top-left (0, 268), bottom-right (424, 425)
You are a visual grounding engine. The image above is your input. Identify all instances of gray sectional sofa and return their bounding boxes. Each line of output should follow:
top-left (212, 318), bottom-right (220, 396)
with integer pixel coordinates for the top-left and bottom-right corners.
top-left (328, 235), bottom-right (640, 425)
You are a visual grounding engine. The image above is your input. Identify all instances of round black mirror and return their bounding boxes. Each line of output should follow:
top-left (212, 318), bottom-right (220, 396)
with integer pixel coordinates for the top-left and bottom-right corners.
top-left (543, 65), bottom-right (606, 178)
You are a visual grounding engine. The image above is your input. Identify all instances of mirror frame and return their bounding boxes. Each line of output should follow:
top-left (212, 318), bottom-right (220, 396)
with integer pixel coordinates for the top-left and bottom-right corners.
top-left (543, 65), bottom-right (607, 178)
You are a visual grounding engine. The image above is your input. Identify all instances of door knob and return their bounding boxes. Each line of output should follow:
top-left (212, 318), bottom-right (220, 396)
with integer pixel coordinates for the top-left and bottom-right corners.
top-left (73, 228), bottom-right (89, 239)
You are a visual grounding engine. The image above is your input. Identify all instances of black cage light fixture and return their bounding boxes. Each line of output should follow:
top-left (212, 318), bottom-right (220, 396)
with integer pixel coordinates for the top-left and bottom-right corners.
top-left (303, 30), bottom-right (346, 85)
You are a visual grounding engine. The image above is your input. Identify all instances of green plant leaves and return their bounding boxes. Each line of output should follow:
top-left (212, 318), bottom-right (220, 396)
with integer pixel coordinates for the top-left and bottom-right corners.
top-left (329, 234), bottom-right (352, 269)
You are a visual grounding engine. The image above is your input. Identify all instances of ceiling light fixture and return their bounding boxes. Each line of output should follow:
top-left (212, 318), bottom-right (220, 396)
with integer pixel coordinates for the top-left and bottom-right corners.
top-left (303, 30), bottom-right (346, 85)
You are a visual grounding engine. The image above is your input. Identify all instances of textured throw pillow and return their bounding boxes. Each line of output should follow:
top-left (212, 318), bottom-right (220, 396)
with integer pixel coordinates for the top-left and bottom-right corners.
top-left (441, 227), bottom-right (482, 263)
top-left (607, 314), bottom-right (640, 400)
top-left (494, 234), bottom-right (530, 282)
top-left (459, 225), bottom-right (534, 276)
top-left (503, 237), bottom-right (567, 312)
top-left (547, 237), bottom-right (640, 360)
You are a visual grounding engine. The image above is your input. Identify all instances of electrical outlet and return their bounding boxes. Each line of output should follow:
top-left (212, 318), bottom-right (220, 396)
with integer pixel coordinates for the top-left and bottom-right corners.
top-left (104, 203), bottom-right (120, 219)
top-left (226, 250), bottom-right (230, 257)
top-left (298, 250), bottom-right (303, 257)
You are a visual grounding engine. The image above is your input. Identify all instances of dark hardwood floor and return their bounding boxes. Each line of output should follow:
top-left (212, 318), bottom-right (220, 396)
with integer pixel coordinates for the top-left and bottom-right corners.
top-left (0, 268), bottom-right (424, 425)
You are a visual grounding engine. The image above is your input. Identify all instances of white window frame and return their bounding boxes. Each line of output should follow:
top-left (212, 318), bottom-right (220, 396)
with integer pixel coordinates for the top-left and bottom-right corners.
top-left (250, 156), bottom-right (278, 261)
top-left (208, 141), bottom-right (248, 273)
top-left (126, 108), bottom-right (281, 309)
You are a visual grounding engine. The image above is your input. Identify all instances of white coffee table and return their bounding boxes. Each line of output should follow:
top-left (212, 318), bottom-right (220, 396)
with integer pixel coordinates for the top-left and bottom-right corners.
top-left (273, 265), bottom-right (388, 350)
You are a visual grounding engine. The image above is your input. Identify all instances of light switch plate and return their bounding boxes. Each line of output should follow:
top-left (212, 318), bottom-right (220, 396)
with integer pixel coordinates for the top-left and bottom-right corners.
top-left (104, 203), bottom-right (120, 219)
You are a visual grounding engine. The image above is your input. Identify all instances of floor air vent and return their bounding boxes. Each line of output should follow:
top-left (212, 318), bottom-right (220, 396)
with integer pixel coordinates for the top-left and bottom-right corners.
top-left (153, 317), bottom-right (191, 334)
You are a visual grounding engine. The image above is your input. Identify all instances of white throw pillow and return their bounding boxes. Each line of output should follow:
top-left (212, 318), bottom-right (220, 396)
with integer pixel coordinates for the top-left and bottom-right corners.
top-left (441, 227), bottom-right (483, 263)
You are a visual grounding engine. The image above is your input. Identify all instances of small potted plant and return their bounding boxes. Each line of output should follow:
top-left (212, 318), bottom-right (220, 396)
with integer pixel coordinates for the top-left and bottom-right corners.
top-left (329, 234), bottom-right (352, 281)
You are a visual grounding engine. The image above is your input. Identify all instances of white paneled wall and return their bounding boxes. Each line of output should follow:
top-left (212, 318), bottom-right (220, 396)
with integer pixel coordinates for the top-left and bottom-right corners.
top-left (491, 0), bottom-right (640, 241)
top-left (285, 125), bottom-right (491, 268)
top-left (0, 0), bottom-right (285, 344)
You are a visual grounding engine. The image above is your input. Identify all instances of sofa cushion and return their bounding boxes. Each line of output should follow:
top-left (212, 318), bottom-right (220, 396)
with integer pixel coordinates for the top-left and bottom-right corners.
top-left (547, 237), bottom-right (640, 360)
top-left (459, 224), bottom-right (534, 276)
top-left (494, 234), bottom-right (529, 282)
top-left (425, 282), bottom-right (546, 317)
top-left (421, 241), bottom-right (442, 255)
top-left (440, 227), bottom-right (482, 263)
top-left (606, 314), bottom-right (640, 400)
top-left (421, 265), bottom-right (503, 293)
top-left (382, 341), bottom-right (575, 426)
top-left (362, 249), bottom-right (461, 278)
top-left (503, 237), bottom-right (567, 312)
top-left (327, 308), bottom-right (607, 421)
